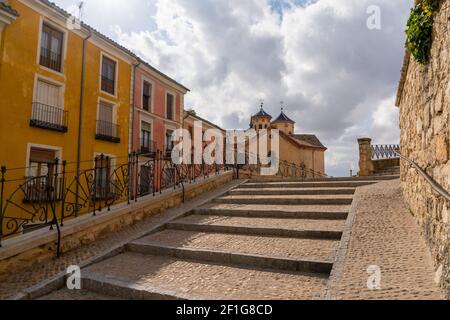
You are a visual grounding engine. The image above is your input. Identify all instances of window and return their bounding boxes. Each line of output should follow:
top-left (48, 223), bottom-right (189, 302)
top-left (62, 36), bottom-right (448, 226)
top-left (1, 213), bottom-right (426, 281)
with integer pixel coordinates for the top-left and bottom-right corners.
top-left (40, 23), bottom-right (63, 72)
top-left (101, 56), bottom-right (116, 95)
top-left (36, 79), bottom-right (60, 107)
top-left (97, 101), bottom-right (116, 138)
top-left (141, 122), bottom-right (152, 153)
top-left (166, 93), bottom-right (174, 120)
top-left (166, 130), bottom-right (174, 151)
top-left (95, 156), bottom-right (111, 199)
top-left (142, 81), bottom-right (152, 112)
top-left (259, 124), bottom-right (263, 130)
top-left (26, 148), bottom-right (58, 202)
top-left (31, 79), bottom-right (67, 131)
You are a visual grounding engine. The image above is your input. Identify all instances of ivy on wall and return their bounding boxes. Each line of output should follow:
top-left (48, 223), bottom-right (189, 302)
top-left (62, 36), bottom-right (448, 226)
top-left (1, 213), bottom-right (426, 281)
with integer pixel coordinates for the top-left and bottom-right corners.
top-left (405, 0), bottom-right (439, 64)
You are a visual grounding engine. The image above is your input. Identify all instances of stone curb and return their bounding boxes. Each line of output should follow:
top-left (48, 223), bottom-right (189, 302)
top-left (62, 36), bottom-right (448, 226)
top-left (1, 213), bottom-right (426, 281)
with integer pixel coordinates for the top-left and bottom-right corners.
top-left (324, 185), bottom-right (362, 300)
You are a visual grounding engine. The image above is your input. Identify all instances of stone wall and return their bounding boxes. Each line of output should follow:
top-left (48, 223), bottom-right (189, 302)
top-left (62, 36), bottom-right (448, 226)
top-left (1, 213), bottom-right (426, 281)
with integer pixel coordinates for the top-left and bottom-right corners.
top-left (396, 0), bottom-right (450, 295)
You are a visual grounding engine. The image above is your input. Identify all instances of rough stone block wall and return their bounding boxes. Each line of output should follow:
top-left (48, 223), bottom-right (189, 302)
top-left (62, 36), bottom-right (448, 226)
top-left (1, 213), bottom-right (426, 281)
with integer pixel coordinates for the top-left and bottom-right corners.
top-left (398, 0), bottom-right (450, 294)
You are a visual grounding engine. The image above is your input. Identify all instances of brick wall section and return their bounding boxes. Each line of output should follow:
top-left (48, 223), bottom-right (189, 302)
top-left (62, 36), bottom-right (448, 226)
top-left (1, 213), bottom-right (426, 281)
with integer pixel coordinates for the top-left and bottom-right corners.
top-left (397, 0), bottom-right (450, 294)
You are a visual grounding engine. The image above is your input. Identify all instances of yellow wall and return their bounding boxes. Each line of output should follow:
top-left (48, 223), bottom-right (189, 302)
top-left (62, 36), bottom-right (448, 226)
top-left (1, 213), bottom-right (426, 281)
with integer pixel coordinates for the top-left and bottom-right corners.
top-left (0, 0), bottom-right (132, 180)
top-left (0, 1), bottom-right (134, 235)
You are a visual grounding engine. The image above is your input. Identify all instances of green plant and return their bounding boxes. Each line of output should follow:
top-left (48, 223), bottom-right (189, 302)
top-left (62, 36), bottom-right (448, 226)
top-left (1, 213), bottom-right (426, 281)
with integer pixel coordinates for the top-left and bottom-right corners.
top-left (405, 0), bottom-right (439, 64)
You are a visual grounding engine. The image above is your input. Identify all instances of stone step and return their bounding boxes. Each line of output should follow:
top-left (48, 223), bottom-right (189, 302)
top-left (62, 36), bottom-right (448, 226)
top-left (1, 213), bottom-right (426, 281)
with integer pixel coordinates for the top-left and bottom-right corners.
top-left (249, 175), bottom-right (399, 183)
top-left (194, 204), bottom-right (349, 220)
top-left (127, 230), bottom-right (338, 274)
top-left (214, 194), bottom-right (354, 205)
top-left (79, 252), bottom-right (329, 300)
top-left (127, 242), bottom-right (333, 275)
top-left (229, 187), bottom-right (356, 196)
top-left (166, 217), bottom-right (343, 240)
top-left (240, 181), bottom-right (377, 189)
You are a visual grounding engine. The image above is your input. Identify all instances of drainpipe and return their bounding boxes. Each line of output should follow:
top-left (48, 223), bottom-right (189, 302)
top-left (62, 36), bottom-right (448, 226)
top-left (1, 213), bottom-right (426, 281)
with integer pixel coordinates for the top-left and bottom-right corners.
top-left (129, 60), bottom-right (141, 200)
top-left (130, 60), bottom-right (141, 154)
top-left (75, 30), bottom-right (92, 215)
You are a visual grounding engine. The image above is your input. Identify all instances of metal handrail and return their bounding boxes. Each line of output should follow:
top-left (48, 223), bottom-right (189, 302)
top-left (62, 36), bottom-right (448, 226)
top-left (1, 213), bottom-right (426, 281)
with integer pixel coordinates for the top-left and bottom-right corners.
top-left (396, 151), bottom-right (450, 202)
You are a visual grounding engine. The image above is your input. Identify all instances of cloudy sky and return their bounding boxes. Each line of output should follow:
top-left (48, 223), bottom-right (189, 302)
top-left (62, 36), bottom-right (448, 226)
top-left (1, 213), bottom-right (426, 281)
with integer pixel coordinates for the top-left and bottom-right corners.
top-left (55, 0), bottom-right (413, 176)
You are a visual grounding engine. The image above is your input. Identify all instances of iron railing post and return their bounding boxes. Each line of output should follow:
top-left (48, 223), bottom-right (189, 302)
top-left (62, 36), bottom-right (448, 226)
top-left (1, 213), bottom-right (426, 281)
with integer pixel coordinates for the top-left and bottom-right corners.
top-left (60, 160), bottom-right (66, 226)
top-left (106, 156), bottom-right (111, 211)
top-left (0, 166), bottom-right (6, 247)
top-left (134, 152), bottom-right (139, 201)
top-left (127, 153), bottom-right (131, 205)
top-left (93, 156), bottom-right (98, 217)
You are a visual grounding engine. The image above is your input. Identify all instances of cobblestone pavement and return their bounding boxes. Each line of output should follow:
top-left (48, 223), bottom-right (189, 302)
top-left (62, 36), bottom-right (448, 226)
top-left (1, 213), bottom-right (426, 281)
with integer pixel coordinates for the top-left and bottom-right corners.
top-left (328, 180), bottom-right (445, 300)
top-left (4, 177), bottom-right (446, 300)
top-left (38, 178), bottom-right (358, 300)
top-left (81, 252), bottom-right (329, 300)
top-left (0, 180), bottom-right (243, 299)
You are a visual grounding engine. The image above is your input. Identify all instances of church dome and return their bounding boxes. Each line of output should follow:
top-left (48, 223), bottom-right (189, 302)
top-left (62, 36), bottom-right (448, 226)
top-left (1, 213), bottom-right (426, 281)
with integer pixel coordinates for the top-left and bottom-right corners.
top-left (273, 109), bottom-right (295, 123)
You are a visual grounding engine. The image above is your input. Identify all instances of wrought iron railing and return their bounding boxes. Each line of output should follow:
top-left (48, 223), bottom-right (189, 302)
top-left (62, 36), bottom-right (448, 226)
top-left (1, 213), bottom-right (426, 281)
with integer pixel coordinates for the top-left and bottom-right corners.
top-left (395, 151), bottom-right (450, 202)
top-left (0, 153), bottom-right (233, 256)
top-left (372, 144), bottom-right (400, 160)
top-left (39, 47), bottom-right (62, 72)
top-left (30, 102), bottom-right (68, 133)
top-left (96, 120), bottom-right (121, 143)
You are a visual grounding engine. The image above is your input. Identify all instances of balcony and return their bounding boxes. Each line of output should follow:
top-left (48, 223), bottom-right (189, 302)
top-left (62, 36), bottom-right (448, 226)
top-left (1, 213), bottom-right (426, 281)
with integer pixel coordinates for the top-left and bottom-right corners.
top-left (96, 120), bottom-right (121, 143)
top-left (30, 103), bottom-right (68, 133)
top-left (139, 139), bottom-right (157, 157)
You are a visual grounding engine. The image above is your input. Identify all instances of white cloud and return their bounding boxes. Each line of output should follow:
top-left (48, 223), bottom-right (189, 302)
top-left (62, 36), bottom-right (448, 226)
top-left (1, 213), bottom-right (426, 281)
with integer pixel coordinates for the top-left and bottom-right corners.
top-left (55, 0), bottom-right (412, 176)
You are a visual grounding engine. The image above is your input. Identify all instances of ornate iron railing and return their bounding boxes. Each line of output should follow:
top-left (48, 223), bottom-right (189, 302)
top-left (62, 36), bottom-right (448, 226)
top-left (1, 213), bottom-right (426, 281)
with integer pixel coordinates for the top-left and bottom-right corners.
top-left (0, 153), bottom-right (233, 255)
top-left (372, 144), bottom-right (400, 160)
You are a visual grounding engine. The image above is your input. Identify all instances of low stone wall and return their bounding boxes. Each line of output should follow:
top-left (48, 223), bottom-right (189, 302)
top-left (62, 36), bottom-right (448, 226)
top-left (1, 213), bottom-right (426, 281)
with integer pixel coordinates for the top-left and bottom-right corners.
top-left (372, 158), bottom-right (400, 171)
top-left (0, 172), bottom-right (233, 276)
top-left (396, 0), bottom-right (450, 295)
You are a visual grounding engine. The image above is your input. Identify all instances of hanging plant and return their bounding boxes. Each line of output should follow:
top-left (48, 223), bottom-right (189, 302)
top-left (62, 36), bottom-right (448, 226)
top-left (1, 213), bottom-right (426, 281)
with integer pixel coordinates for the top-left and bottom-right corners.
top-left (405, 0), bottom-right (439, 64)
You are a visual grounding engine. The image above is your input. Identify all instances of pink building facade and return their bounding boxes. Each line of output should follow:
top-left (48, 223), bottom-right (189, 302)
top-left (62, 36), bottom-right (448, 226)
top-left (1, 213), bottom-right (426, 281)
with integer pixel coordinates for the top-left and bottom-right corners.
top-left (131, 61), bottom-right (189, 159)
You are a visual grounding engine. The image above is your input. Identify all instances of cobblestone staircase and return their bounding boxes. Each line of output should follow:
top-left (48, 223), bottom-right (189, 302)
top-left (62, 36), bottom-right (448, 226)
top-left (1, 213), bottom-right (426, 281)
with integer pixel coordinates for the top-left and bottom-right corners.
top-left (42, 176), bottom-right (399, 300)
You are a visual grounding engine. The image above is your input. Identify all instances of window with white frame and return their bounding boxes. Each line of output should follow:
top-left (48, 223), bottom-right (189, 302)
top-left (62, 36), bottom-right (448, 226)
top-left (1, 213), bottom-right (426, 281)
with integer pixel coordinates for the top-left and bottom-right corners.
top-left (142, 80), bottom-right (152, 112)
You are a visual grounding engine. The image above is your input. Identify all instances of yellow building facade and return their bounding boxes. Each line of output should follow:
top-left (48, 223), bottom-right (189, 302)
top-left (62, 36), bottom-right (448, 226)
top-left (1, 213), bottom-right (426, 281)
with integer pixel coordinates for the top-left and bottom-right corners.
top-left (0, 0), bottom-right (140, 236)
top-left (0, 0), bottom-right (135, 180)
